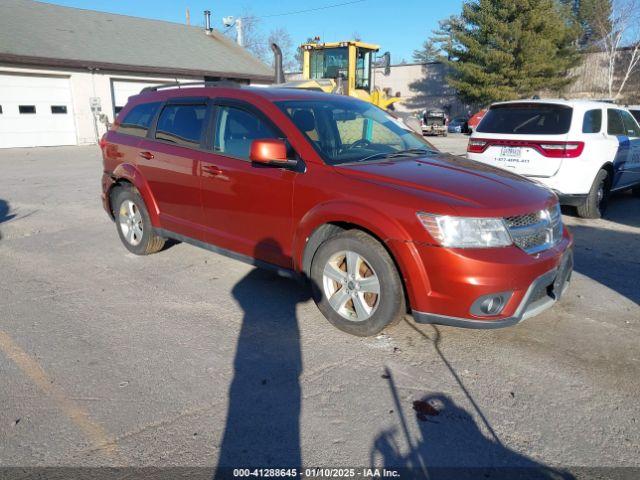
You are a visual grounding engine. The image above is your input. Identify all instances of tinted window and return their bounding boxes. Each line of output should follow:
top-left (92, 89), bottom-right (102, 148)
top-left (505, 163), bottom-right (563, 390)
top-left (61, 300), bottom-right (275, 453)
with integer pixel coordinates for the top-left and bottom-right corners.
top-left (607, 109), bottom-right (626, 136)
top-left (582, 109), bottom-right (602, 133)
top-left (19, 105), bottom-right (36, 114)
top-left (214, 106), bottom-right (279, 159)
top-left (477, 104), bottom-right (572, 134)
top-left (51, 105), bottom-right (67, 114)
top-left (620, 110), bottom-right (640, 137)
top-left (630, 110), bottom-right (640, 124)
top-left (118, 102), bottom-right (161, 137)
top-left (155, 104), bottom-right (207, 148)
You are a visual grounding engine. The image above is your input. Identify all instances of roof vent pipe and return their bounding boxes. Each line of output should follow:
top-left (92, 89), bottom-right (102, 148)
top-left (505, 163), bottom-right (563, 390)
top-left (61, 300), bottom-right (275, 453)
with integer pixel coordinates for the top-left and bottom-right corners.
top-left (204, 10), bottom-right (212, 34)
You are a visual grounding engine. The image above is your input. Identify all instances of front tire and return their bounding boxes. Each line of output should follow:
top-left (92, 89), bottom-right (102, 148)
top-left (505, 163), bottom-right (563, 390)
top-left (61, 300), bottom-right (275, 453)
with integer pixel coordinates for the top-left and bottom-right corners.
top-left (577, 169), bottom-right (610, 219)
top-left (310, 230), bottom-right (405, 337)
top-left (112, 186), bottom-right (165, 255)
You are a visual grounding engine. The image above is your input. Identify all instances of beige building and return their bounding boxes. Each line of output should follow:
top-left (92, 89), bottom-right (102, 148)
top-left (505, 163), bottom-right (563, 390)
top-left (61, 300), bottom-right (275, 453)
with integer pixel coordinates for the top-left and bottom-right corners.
top-left (0, 0), bottom-right (273, 148)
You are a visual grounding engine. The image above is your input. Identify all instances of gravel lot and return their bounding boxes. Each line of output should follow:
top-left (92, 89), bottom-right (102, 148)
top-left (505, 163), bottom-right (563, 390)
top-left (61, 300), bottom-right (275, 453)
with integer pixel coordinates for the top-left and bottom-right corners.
top-left (0, 144), bottom-right (639, 476)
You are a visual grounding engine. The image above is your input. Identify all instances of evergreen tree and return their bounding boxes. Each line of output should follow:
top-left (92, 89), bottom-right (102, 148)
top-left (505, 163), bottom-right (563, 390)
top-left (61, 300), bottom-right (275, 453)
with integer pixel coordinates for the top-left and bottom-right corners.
top-left (443, 0), bottom-right (582, 104)
top-left (412, 39), bottom-right (440, 63)
top-left (413, 16), bottom-right (464, 63)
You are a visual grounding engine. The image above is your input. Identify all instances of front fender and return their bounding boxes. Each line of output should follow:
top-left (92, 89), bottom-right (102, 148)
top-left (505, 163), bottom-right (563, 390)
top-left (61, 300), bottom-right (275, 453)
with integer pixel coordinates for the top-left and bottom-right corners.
top-left (111, 163), bottom-right (161, 227)
top-left (293, 200), bottom-right (432, 309)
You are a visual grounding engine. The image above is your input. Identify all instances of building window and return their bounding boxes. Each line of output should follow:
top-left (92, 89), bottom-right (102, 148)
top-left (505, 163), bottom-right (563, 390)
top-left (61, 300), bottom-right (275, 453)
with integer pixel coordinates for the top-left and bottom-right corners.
top-left (19, 105), bottom-right (36, 114)
top-left (51, 105), bottom-right (68, 114)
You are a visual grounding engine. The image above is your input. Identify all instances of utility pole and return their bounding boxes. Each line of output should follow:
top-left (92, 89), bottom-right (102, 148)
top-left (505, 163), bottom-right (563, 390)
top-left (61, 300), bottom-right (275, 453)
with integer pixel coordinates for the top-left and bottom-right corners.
top-left (236, 17), bottom-right (243, 47)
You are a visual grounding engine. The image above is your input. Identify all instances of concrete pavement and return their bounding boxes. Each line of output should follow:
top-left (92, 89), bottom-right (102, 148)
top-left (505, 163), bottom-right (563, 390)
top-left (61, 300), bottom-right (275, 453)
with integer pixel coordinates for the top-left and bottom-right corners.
top-left (0, 145), bottom-right (639, 474)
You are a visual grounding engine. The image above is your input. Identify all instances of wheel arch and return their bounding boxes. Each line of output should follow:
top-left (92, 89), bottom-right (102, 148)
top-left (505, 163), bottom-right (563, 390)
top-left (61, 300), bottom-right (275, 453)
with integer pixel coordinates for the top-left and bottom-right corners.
top-left (600, 161), bottom-right (615, 189)
top-left (108, 163), bottom-right (160, 226)
top-left (294, 202), bottom-right (429, 313)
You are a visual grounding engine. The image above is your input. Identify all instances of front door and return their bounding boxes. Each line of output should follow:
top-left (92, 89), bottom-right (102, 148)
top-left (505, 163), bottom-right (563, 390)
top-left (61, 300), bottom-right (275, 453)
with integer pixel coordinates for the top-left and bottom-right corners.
top-left (200, 102), bottom-right (296, 268)
top-left (619, 109), bottom-right (640, 187)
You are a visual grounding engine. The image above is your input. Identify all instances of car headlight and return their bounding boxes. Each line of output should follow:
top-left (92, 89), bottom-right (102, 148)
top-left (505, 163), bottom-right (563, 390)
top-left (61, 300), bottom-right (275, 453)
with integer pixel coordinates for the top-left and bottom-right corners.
top-left (417, 212), bottom-right (512, 248)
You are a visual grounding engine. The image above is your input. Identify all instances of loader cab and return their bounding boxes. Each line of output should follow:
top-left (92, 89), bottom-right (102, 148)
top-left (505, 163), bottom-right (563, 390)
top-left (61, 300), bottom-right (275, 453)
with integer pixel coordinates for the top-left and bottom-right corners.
top-left (303, 41), bottom-right (378, 95)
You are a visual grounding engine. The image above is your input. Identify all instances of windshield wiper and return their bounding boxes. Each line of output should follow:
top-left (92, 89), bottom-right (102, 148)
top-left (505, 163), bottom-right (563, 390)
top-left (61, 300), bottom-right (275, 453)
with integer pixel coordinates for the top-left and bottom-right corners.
top-left (351, 148), bottom-right (432, 163)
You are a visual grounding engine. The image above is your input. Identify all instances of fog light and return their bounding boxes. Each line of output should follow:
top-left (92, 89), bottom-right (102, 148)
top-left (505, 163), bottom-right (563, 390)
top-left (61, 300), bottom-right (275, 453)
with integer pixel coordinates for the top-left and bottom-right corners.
top-left (470, 292), bottom-right (512, 317)
top-left (480, 296), bottom-right (503, 315)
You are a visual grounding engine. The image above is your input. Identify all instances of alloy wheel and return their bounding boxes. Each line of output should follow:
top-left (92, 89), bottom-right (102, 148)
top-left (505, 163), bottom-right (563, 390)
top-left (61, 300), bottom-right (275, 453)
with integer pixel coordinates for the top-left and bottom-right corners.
top-left (118, 199), bottom-right (144, 246)
top-left (322, 250), bottom-right (381, 322)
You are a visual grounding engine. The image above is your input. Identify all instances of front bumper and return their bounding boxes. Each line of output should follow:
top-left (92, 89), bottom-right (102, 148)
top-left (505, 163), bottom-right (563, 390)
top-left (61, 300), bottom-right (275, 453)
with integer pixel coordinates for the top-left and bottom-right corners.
top-left (401, 225), bottom-right (573, 328)
top-left (412, 248), bottom-right (573, 328)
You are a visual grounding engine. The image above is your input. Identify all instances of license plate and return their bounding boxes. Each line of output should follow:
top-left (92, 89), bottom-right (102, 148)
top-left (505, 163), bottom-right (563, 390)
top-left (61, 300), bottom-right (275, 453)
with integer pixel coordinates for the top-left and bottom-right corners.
top-left (500, 146), bottom-right (521, 157)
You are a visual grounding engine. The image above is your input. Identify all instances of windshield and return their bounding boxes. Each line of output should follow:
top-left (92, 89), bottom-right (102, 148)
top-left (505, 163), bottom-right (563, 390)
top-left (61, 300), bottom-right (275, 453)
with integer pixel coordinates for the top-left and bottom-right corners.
top-left (276, 99), bottom-right (435, 165)
top-left (309, 48), bottom-right (348, 80)
top-left (477, 103), bottom-right (572, 135)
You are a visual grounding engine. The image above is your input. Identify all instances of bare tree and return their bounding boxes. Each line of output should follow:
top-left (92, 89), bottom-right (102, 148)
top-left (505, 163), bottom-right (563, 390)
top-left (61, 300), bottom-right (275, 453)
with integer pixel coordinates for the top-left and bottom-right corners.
top-left (267, 27), bottom-right (297, 72)
top-left (594, 0), bottom-right (640, 99)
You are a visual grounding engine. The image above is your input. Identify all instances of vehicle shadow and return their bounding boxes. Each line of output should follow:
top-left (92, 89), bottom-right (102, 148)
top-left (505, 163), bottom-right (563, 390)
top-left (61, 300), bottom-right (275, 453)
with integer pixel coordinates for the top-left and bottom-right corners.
top-left (563, 190), bottom-right (640, 229)
top-left (568, 222), bottom-right (640, 305)
top-left (370, 322), bottom-right (574, 479)
top-left (213, 239), bottom-right (310, 479)
top-left (0, 198), bottom-right (16, 240)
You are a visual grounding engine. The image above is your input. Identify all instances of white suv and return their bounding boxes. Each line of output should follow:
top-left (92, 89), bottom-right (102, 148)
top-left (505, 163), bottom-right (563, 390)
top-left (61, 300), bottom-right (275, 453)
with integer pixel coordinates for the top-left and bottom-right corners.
top-left (467, 100), bottom-right (640, 218)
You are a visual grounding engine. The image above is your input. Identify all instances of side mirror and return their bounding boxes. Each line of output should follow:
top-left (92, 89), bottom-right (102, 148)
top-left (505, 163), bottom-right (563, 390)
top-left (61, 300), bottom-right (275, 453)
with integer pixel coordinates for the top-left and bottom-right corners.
top-left (382, 51), bottom-right (391, 76)
top-left (249, 138), bottom-right (296, 167)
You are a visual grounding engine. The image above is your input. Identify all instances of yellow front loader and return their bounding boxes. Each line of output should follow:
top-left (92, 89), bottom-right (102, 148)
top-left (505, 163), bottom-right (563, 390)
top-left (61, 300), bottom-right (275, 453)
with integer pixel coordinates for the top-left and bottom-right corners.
top-left (275, 40), bottom-right (401, 111)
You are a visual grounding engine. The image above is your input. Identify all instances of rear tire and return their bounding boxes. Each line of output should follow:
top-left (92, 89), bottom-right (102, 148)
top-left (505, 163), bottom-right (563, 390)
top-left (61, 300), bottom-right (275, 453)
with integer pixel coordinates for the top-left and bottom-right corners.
top-left (310, 230), bottom-right (405, 337)
top-left (577, 169), bottom-right (610, 219)
top-left (112, 186), bottom-right (165, 255)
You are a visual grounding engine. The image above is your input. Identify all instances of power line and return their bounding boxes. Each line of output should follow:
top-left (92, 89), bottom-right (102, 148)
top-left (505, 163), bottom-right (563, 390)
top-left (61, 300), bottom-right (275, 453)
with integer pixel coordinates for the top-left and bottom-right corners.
top-left (251, 0), bottom-right (366, 19)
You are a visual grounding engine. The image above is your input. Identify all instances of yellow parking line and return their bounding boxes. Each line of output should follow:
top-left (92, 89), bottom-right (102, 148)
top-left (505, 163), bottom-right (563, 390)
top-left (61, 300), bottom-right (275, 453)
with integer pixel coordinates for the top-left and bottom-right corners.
top-left (0, 330), bottom-right (117, 457)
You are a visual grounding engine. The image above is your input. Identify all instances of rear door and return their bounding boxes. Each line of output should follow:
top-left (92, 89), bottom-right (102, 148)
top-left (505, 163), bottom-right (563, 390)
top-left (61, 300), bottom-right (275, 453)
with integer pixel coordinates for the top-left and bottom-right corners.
top-left (199, 100), bottom-right (296, 268)
top-left (606, 108), bottom-right (635, 189)
top-left (137, 98), bottom-right (209, 241)
top-left (473, 103), bottom-right (573, 177)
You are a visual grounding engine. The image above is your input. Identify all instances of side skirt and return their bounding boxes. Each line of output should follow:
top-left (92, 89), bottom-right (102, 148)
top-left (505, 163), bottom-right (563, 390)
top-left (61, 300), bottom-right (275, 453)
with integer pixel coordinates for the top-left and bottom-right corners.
top-left (154, 228), bottom-right (302, 281)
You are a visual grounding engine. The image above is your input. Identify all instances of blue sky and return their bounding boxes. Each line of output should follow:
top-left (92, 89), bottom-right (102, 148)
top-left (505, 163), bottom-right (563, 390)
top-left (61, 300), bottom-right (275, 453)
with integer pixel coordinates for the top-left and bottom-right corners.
top-left (42, 0), bottom-right (464, 64)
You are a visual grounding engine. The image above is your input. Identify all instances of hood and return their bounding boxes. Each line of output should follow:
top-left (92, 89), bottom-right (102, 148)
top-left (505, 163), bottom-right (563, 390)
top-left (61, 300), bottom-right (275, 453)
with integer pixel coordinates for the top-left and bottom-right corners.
top-left (336, 153), bottom-right (556, 217)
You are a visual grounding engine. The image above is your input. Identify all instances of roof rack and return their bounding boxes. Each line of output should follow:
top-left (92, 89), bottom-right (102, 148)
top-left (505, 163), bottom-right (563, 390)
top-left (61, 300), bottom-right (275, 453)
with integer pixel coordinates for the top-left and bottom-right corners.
top-left (140, 80), bottom-right (240, 93)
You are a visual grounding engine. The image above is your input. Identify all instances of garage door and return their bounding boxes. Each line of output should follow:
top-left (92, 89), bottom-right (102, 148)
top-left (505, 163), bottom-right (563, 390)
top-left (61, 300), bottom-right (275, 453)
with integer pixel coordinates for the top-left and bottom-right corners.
top-left (0, 74), bottom-right (76, 148)
top-left (111, 80), bottom-right (163, 117)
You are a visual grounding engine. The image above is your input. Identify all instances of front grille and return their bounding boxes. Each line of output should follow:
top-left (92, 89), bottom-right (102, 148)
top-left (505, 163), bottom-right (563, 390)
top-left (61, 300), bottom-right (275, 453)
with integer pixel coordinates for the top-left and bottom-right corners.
top-left (505, 212), bottom-right (540, 229)
top-left (505, 204), bottom-right (562, 254)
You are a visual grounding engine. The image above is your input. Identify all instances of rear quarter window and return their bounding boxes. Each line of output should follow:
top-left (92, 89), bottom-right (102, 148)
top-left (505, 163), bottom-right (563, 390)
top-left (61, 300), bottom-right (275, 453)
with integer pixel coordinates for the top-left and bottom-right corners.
top-left (477, 103), bottom-right (573, 135)
top-left (117, 102), bottom-right (161, 137)
top-left (582, 109), bottom-right (602, 133)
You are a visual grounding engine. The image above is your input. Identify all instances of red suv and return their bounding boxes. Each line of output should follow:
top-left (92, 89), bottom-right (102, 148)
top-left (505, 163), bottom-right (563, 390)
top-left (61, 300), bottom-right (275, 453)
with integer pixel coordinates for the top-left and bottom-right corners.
top-left (101, 84), bottom-right (573, 336)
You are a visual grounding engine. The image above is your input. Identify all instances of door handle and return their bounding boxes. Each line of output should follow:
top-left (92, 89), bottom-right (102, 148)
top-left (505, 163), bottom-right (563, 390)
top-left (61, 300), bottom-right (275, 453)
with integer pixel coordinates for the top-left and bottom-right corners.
top-left (139, 151), bottom-right (154, 160)
top-left (202, 164), bottom-right (222, 177)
